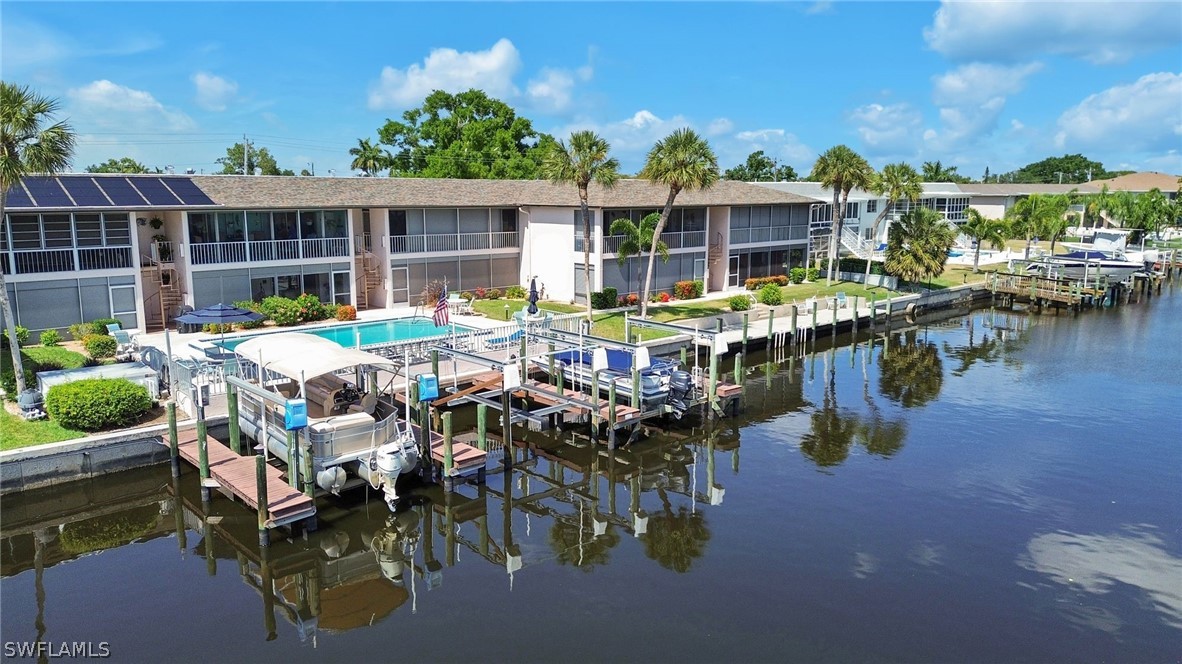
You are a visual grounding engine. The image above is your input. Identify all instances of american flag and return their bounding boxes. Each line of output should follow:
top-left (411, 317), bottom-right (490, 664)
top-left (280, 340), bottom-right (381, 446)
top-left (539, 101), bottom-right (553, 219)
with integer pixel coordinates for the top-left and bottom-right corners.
top-left (433, 284), bottom-right (449, 327)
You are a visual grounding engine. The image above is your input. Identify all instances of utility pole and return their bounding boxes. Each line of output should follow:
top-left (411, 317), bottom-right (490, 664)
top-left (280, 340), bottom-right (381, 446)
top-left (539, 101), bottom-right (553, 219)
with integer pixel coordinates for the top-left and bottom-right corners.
top-left (243, 134), bottom-right (251, 175)
top-left (307, 162), bottom-right (315, 177)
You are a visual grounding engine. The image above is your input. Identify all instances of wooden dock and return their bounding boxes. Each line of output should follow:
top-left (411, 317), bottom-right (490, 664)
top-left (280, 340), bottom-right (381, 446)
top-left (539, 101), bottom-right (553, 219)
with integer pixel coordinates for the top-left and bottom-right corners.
top-left (410, 422), bottom-right (488, 475)
top-left (166, 429), bottom-right (316, 527)
top-left (988, 273), bottom-right (1106, 307)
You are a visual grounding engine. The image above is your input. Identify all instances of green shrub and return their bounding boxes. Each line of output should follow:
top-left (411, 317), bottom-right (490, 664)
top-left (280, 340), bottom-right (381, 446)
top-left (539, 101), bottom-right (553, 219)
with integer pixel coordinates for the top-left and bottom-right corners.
top-left (89, 318), bottom-right (122, 336)
top-left (728, 295), bottom-right (751, 311)
top-left (232, 301), bottom-right (266, 329)
top-left (1, 325), bottom-right (30, 349)
top-left (486, 288), bottom-right (502, 300)
top-left (590, 287), bottom-right (618, 310)
top-left (39, 329), bottom-right (61, 347)
top-left (744, 275), bottom-right (789, 290)
top-left (506, 285), bottom-right (527, 299)
top-left (258, 296), bottom-right (290, 320)
top-left (45, 378), bottom-right (153, 431)
top-left (758, 283), bottom-right (784, 306)
top-left (270, 299), bottom-right (301, 326)
top-left (202, 323), bottom-right (233, 334)
top-left (83, 334), bottom-right (118, 359)
top-left (68, 323), bottom-right (91, 341)
top-left (805, 267), bottom-right (820, 282)
top-left (460, 291), bottom-right (474, 302)
top-left (322, 302), bottom-right (340, 320)
top-left (789, 267), bottom-right (806, 284)
top-left (294, 293), bottom-right (326, 323)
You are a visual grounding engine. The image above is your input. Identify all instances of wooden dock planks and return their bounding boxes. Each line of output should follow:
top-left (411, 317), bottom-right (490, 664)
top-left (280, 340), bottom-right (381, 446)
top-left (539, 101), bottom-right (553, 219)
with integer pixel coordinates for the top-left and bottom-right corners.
top-left (167, 429), bottom-right (315, 527)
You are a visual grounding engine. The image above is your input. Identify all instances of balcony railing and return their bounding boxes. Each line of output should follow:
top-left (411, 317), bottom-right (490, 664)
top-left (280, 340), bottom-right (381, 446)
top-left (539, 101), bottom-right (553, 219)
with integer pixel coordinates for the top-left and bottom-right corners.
top-left (190, 237), bottom-right (350, 265)
top-left (598, 230), bottom-right (706, 254)
top-left (2, 246), bottom-right (134, 275)
top-left (388, 231), bottom-right (519, 254)
top-left (729, 226), bottom-right (806, 245)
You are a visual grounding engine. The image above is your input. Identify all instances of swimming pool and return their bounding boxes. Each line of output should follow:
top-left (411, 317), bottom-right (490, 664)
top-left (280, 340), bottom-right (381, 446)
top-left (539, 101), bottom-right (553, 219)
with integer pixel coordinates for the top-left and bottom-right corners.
top-left (216, 317), bottom-right (471, 351)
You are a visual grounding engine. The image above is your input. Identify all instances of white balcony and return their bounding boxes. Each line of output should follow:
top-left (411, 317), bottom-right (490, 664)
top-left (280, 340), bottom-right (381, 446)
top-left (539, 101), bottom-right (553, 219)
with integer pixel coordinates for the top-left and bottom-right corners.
top-left (189, 237), bottom-right (350, 265)
top-left (729, 226), bottom-right (807, 245)
top-left (388, 231), bottom-right (519, 255)
top-left (3, 246), bottom-right (134, 275)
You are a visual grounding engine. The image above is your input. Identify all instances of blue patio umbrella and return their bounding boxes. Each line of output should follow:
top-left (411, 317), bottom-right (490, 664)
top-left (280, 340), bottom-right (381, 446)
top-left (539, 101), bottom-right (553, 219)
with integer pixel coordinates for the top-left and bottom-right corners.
top-left (527, 277), bottom-right (539, 316)
top-left (175, 303), bottom-right (264, 350)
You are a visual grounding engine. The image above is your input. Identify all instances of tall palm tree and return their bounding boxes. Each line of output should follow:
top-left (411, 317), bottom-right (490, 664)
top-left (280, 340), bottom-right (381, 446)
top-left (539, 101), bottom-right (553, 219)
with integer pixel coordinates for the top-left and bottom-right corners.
top-left (960, 208), bottom-right (1008, 273)
top-left (636, 129), bottom-right (718, 317)
top-left (611, 212), bottom-right (669, 294)
top-left (809, 145), bottom-right (873, 285)
top-left (865, 162), bottom-right (923, 283)
top-left (542, 131), bottom-right (620, 321)
top-left (1006, 193), bottom-right (1070, 259)
top-left (922, 160), bottom-right (961, 182)
top-left (884, 207), bottom-right (956, 288)
top-left (1, 83), bottom-right (75, 396)
top-left (348, 138), bottom-right (392, 176)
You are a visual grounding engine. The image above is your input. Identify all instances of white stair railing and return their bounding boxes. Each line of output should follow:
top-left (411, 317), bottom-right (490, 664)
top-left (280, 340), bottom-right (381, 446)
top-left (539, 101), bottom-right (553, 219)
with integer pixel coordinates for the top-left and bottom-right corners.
top-left (840, 226), bottom-right (875, 260)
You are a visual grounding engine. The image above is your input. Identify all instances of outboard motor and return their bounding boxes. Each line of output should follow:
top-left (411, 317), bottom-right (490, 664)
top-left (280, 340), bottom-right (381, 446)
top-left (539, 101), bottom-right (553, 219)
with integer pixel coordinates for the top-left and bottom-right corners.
top-left (667, 370), bottom-right (693, 419)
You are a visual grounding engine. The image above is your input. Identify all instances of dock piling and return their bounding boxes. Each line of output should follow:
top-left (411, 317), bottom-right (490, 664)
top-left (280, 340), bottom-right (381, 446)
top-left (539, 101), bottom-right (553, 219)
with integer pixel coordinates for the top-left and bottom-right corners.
top-left (227, 383), bottom-right (241, 455)
top-left (256, 455), bottom-right (270, 546)
top-left (197, 413), bottom-right (210, 501)
top-left (442, 412), bottom-right (454, 492)
top-left (790, 305), bottom-right (798, 346)
top-left (741, 312), bottom-right (749, 354)
top-left (167, 402), bottom-right (179, 477)
top-left (607, 382), bottom-right (618, 450)
top-left (476, 403), bottom-right (488, 450)
top-left (631, 367), bottom-right (640, 410)
top-left (286, 430), bottom-right (298, 489)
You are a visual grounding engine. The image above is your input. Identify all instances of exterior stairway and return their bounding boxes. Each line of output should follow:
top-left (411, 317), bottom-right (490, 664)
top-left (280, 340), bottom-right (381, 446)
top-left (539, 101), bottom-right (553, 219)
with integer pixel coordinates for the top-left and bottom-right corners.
top-left (354, 249), bottom-right (383, 311)
top-left (707, 232), bottom-right (725, 272)
top-left (141, 257), bottom-right (184, 332)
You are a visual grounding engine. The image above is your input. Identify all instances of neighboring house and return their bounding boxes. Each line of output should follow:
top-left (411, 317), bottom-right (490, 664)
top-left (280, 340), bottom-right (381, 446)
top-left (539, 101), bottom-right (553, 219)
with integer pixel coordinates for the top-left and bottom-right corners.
top-left (1088, 172), bottom-right (1179, 198)
top-left (2, 174), bottom-right (814, 333)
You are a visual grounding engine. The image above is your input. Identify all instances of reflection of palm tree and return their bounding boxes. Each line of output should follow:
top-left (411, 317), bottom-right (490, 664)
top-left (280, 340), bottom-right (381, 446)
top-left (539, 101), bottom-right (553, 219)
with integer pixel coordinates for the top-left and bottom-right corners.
top-left (942, 333), bottom-right (1000, 377)
top-left (548, 509), bottom-right (620, 571)
top-left (856, 417), bottom-right (907, 458)
top-left (879, 330), bottom-right (944, 408)
top-left (641, 489), bottom-right (710, 573)
top-left (800, 374), bottom-right (860, 467)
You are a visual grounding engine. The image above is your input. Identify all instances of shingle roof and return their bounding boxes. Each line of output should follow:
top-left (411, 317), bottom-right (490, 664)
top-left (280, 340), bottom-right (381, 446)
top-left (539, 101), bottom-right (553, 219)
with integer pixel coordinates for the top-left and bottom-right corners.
top-left (1088, 171), bottom-right (1180, 192)
top-left (190, 175), bottom-right (816, 209)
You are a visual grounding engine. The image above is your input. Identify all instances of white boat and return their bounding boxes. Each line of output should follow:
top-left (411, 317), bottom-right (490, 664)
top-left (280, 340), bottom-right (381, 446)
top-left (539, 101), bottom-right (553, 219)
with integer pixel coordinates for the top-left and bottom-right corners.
top-left (232, 333), bottom-right (420, 508)
top-left (531, 346), bottom-right (695, 416)
top-left (1062, 229), bottom-right (1159, 268)
top-left (1025, 250), bottom-right (1142, 282)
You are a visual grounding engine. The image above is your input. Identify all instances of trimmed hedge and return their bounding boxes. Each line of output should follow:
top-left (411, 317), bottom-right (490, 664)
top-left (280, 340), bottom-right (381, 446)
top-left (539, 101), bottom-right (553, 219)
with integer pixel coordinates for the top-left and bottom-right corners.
top-left (745, 275), bottom-right (789, 290)
top-left (789, 267), bottom-right (805, 284)
top-left (336, 304), bottom-right (357, 321)
top-left (728, 295), bottom-right (751, 311)
top-left (83, 334), bottom-right (118, 359)
top-left (45, 378), bottom-right (153, 431)
top-left (838, 257), bottom-right (886, 276)
top-left (506, 285), bottom-right (527, 299)
top-left (806, 267), bottom-right (820, 282)
top-left (591, 287), bottom-right (618, 310)
top-left (39, 330), bottom-right (61, 347)
top-left (758, 283), bottom-right (784, 305)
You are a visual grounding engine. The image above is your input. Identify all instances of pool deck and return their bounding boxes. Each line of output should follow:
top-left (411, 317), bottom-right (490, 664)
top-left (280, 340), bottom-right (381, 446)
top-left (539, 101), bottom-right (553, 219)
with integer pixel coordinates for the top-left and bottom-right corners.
top-left (134, 305), bottom-right (510, 360)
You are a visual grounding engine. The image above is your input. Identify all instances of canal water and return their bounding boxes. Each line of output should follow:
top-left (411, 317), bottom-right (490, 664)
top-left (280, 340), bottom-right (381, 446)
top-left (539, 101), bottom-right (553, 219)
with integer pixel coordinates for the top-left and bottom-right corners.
top-left (3, 287), bottom-right (1179, 662)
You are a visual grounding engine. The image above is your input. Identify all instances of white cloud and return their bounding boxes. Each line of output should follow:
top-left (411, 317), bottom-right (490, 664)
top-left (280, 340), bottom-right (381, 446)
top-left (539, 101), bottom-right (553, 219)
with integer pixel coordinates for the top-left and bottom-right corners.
top-left (191, 72), bottom-right (238, 112)
top-left (924, 0), bottom-right (1182, 65)
top-left (1, 18), bottom-right (160, 72)
top-left (368, 38), bottom-right (521, 110)
top-left (1054, 72), bottom-right (1182, 153)
top-left (728, 128), bottom-right (814, 169)
top-left (67, 80), bottom-right (195, 132)
top-left (804, 1), bottom-right (834, 15)
top-left (924, 62), bottom-right (1042, 150)
top-left (526, 68), bottom-right (576, 113)
top-left (705, 118), bottom-right (734, 137)
top-left (849, 102), bottom-right (923, 154)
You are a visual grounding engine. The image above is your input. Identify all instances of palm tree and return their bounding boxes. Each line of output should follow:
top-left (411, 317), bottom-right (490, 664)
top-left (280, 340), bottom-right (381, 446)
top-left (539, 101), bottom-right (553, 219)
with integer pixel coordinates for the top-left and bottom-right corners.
top-left (809, 145), bottom-right (873, 285)
top-left (922, 160), bottom-right (961, 182)
top-left (1, 83), bottom-right (75, 396)
top-left (884, 207), bottom-right (957, 287)
top-left (348, 138), bottom-right (392, 176)
top-left (865, 162), bottom-right (923, 283)
top-left (611, 212), bottom-right (669, 293)
top-left (542, 131), bottom-right (620, 321)
top-left (1006, 193), bottom-right (1070, 259)
top-left (637, 129), bottom-right (718, 317)
top-left (960, 208), bottom-right (1008, 273)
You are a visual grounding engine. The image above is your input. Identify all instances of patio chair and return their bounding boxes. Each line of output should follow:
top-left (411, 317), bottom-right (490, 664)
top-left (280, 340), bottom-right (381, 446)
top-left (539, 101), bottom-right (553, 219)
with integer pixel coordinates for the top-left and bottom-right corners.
top-left (112, 329), bottom-right (137, 358)
top-left (106, 323), bottom-right (122, 334)
top-left (835, 292), bottom-right (848, 309)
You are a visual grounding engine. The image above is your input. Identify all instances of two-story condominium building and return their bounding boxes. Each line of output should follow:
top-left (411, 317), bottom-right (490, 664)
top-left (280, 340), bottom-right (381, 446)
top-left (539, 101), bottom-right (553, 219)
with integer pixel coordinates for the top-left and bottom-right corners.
top-left (2, 174), bottom-right (815, 334)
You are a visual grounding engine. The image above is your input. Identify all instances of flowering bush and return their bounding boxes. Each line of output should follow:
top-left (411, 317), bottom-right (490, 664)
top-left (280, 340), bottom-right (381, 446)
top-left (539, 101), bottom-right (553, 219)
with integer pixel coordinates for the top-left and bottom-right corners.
top-left (270, 299), bottom-right (301, 326)
top-left (673, 280), bottom-right (703, 300)
top-left (295, 293), bottom-right (327, 323)
top-left (336, 304), bottom-right (357, 321)
top-left (744, 275), bottom-right (789, 290)
top-left (658, 292), bottom-right (671, 303)
top-left (625, 293), bottom-right (639, 306)
top-left (474, 287), bottom-right (487, 300)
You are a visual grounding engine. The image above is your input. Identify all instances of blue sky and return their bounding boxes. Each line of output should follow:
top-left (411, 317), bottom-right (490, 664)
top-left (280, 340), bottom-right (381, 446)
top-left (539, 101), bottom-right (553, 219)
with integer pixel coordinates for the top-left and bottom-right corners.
top-left (5, 1), bottom-right (1180, 179)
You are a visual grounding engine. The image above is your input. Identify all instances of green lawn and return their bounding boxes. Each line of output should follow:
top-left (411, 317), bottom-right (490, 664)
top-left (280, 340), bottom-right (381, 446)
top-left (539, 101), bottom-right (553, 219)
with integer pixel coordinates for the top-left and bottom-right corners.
top-left (1, 345), bottom-right (92, 373)
top-left (0, 407), bottom-right (84, 450)
top-left (469, 298), bottom-right (582, 321)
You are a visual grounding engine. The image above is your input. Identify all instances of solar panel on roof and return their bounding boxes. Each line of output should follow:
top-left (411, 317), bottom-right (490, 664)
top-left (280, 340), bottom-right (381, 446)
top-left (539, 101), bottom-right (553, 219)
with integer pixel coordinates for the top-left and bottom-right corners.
top-left (23, 177), bottom-right (74, 207)
top-left (61, 177), bottom-right (115, 206)
top-left (127, 176), bottom-right (182, 205)
top-left (4, 184), bottom-right (35, 208)
top-left (94, 177), bottom-right (148, 206)
top-left (162, 177), bottom-right (216, 206)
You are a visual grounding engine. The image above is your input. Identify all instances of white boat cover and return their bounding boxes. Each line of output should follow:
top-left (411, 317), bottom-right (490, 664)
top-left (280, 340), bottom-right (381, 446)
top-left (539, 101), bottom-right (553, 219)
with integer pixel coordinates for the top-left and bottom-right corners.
top-left (233, 332), bottom-right (398, 381)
